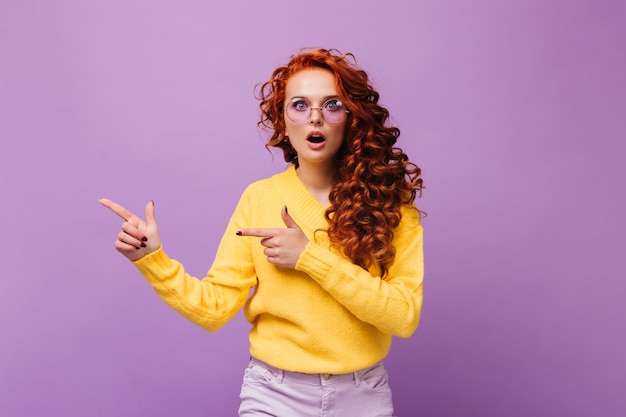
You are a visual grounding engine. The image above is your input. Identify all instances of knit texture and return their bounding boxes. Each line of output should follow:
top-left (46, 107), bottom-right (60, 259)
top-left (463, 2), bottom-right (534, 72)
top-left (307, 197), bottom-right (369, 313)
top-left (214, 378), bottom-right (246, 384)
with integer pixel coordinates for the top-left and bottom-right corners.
top-left (133, 165), bottom-right (424, 374)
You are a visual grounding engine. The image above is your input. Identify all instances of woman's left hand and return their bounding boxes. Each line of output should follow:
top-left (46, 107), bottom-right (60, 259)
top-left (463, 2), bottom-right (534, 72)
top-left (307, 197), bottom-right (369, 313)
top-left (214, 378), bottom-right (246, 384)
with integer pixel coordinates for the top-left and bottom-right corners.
top-left (237, 206), bottom-right (309, 269)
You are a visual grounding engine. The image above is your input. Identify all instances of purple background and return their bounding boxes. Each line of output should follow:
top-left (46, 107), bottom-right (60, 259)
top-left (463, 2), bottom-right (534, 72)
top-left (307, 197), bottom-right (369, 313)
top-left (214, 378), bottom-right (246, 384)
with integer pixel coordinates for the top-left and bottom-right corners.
top-left (1, 1), bottom-right (625, 416)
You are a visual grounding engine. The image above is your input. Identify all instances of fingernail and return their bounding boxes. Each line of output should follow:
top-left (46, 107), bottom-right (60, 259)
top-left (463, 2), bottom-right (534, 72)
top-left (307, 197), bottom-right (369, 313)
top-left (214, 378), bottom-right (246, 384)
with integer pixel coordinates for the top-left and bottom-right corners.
top-left (151, 200), bottom-right (154, 206)
top-left (135, 246), bottom-right (140, 250)
top-left (140, 242), bottom-right (147, 248)
top-left (284, 206), bottom-right (288, 214)
top-left (236, 231), bottom-right (242, 236)
top-left (142, 237), bottom-right (148, 242)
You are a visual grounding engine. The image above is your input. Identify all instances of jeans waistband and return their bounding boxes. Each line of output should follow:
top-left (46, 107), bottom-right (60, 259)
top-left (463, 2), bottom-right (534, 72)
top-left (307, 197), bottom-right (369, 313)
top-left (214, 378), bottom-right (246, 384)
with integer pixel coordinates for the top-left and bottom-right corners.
top-left (248, 357), bottom-right (378, 386)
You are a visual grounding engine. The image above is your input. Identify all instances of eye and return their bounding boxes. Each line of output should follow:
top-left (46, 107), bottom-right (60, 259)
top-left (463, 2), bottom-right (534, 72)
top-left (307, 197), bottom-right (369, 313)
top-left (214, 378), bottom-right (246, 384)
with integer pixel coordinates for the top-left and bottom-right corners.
top-left (291, 100), bottom-right (309, 112)
top-left (323, 99), bottom-right (343, 112)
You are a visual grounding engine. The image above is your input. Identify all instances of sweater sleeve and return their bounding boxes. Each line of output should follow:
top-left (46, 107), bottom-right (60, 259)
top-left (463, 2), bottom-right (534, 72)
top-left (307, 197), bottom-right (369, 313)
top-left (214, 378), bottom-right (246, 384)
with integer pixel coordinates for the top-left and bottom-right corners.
top-left (131, 189), bottom-right (257, 332)
top-left (294, 205), bottom-right (424, 338)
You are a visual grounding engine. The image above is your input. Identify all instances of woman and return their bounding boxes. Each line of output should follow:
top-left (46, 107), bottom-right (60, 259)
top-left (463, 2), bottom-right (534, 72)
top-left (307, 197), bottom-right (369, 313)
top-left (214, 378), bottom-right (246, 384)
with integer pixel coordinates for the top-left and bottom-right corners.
top-left (100, 48), bottom-right (424, 417)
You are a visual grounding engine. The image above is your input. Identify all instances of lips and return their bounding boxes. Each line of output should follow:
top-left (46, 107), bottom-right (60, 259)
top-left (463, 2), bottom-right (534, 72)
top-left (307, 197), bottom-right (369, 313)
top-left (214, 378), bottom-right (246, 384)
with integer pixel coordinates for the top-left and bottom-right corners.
top-left (307, 131), bottom-right (325, 143)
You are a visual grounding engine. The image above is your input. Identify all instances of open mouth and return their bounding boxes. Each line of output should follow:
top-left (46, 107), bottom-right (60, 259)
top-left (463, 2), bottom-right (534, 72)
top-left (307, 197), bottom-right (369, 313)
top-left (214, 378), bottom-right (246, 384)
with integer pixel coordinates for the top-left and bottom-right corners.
top-left (307, 135), bottom-right (324, 144)
top-left (307, 130), bottom-right (326, 143)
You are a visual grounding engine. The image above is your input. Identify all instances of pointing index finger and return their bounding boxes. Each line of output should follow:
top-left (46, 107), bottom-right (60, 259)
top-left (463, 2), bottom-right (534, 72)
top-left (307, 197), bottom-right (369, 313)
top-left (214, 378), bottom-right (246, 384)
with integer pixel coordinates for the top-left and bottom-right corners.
top-left (99, 198), bottom-right (136, 221)
top-left (237, 228), bottom-right (280, 238)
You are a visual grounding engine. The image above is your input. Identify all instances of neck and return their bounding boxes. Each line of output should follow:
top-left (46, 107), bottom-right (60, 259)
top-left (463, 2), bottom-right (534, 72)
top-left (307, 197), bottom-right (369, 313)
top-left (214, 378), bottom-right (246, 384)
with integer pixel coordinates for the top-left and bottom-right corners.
top-left (295, 161), bottom-right (336, 206)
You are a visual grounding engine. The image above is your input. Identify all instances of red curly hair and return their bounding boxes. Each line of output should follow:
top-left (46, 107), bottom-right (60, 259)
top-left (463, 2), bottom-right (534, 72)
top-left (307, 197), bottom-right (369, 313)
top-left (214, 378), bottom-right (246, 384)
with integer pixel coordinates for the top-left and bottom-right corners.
top-left (256, 48), bottom-right (423, 278)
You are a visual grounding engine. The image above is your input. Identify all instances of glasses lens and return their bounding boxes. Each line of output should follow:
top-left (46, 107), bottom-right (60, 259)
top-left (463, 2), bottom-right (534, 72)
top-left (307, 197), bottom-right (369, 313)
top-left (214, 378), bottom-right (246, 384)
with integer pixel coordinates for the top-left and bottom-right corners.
top-left (286, 100), bottom-right (310, 124)
top-left (322, 99), bottom-right (346, 124)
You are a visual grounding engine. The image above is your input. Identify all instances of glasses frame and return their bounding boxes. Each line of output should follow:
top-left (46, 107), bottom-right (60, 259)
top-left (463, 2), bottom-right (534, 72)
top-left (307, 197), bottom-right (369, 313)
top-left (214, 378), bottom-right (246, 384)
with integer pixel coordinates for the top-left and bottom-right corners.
top-left (284, 97), bottom-right (350, 125)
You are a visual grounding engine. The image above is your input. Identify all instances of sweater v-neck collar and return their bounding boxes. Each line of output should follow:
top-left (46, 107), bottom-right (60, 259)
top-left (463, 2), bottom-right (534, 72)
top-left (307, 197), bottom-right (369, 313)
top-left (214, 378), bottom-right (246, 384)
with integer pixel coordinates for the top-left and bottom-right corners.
top-left (270, 165), bottom-right (329, 232)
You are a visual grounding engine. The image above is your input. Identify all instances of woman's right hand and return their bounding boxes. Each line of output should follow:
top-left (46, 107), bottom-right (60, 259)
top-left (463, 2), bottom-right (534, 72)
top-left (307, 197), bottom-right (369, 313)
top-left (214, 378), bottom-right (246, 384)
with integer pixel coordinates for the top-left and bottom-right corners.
top-left (99, 198), bottom-right (161, 261)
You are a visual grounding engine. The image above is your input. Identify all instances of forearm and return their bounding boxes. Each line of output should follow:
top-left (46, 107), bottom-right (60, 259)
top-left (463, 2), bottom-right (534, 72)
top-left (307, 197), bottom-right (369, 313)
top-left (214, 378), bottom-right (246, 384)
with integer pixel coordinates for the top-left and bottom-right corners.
top-left (132, 246), bottom-right (254, 331)
top-left (295, 236), bottom-right (424, 338)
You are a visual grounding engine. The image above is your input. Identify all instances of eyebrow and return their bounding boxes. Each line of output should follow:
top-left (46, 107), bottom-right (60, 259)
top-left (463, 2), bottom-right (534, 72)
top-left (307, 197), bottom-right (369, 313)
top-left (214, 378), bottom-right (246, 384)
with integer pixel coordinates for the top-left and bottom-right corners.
top-left (287, 95), bottom-right (340, 102)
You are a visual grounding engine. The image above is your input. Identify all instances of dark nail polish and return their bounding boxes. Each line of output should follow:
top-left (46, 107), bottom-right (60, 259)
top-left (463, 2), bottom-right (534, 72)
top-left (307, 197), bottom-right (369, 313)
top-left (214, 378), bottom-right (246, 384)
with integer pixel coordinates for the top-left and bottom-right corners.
top-left (142, 237), bottom-right (148, 242)
top-left (140, 242), bottom-right (146, 248)
top-left (151, 200), bottom-right (155, 206)
top-left (284, 206), bottom-right (288, 214)
top-left (236, 231), bottom-right (242, 236)
top-left (135, 246), bottom-right (140, 250)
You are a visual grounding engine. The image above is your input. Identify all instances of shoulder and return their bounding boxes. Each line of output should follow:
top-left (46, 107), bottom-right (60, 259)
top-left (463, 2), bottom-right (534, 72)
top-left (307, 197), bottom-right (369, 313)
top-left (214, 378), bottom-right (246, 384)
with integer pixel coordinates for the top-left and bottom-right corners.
top-left (397, 203), bottom-right (423, 233)
top-left (240, 165), bottom-right (295, 197)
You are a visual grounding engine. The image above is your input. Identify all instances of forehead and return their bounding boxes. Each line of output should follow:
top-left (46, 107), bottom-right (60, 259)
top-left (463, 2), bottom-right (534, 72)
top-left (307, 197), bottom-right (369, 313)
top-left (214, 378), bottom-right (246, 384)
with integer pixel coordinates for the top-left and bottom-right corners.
top-left (285, 68), bottom-right (337, 99)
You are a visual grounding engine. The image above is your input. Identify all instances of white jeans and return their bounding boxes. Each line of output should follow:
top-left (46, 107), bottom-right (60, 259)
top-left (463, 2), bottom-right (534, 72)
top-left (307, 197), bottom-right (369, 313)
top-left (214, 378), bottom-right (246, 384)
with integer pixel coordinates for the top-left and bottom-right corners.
top-left (238, 357), bottom-right (395, 417)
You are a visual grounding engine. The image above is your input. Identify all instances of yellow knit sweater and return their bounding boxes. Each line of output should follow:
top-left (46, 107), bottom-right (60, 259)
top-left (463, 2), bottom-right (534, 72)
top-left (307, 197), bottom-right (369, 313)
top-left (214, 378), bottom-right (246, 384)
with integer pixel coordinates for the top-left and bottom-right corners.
top-left (133, 165), bottom-right (424, 374)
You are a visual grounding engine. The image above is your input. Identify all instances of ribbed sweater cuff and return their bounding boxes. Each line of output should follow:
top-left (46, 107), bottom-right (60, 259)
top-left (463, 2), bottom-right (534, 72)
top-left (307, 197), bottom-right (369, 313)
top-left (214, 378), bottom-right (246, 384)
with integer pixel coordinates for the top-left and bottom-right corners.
top-left (295, 242), bottom-right (335, 285)
top-left (132, 246), bottom-right (175, 280)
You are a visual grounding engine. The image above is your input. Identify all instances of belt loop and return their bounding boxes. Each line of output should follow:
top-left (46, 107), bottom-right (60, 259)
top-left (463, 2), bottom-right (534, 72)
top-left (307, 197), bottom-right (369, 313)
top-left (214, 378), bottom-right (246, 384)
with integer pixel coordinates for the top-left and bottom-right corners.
top-left (274, 367), bottom-right (285, 384)
top-left (353, 370), bottom-right (361, 387)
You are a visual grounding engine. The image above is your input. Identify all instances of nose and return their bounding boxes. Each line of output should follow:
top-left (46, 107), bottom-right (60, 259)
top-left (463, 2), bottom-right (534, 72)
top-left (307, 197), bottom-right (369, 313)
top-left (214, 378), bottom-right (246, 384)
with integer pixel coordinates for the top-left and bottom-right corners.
top-left (309, 108), bottom-right (323, 125)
